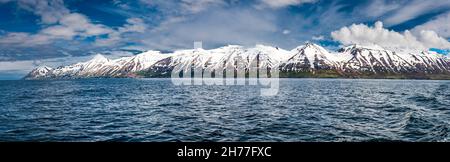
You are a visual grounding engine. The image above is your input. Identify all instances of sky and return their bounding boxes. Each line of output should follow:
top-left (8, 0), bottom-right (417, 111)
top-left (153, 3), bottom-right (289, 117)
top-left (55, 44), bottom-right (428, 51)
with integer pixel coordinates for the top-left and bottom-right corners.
top-left (0, 0), bottom-right (450, 79)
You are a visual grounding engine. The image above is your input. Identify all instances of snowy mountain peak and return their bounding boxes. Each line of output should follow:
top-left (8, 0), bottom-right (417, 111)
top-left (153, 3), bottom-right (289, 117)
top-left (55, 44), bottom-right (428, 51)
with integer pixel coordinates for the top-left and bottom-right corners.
top-left (281, 43), bottom-right (340, 72)
top-left (24, 43), bottom-right (450, 80)
top-left (24, 66), bottom-right (53, 80)
top-left (292, 43), bottom-right (322, 52)
top-left (35, 66), bottom-right (53, 72)
top-left (89, 54), bottom-right (109, 63)
top-left (304, 42), bottom-right (319, 47)
top-left (308, 43), bottom-right (329, 52)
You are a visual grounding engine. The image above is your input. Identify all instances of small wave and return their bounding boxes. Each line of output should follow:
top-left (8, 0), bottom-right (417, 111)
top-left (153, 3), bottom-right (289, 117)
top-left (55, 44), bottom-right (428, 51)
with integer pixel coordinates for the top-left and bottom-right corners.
top-left (379, 91), bottom-right (395, 95)
top-left (398, 112), bottom-right (448, 141)
top-left (364, 104), bottom-right (395, 109)
top-left (3, 79), bottom-right (450, 142)
top-left (424, 125), bottom-right (450, 142)
top-left (408, 95), bottom-right (438, 103)
top-left (157, 103), bottom-right (182, 107)
top-left (16, 95), bottom-right (34, 99)
top-left (33, 100), bottom-right (57, 105)
top-left (384, 106), bottom-right (410, 113)
top-left (64, 88), bottom-right (109, 95)
top-left (244, 128), bottom-right (266, 136)
top-left (173, 115), bottom-right (197, 121)
top-left (207, 130), bottom-right (225, 137)
top-left (403, 113), bottom-right (434, 130)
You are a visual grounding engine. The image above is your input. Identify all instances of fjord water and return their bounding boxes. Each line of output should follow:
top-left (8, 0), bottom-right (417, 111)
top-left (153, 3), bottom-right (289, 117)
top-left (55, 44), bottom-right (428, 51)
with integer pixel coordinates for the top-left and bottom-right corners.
top-left (0, 79), bottom-right (449, 142)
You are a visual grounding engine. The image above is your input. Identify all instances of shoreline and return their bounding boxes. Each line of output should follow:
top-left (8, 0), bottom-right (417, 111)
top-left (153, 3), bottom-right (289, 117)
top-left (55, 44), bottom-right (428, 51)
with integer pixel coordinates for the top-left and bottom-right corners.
top-left (16, 76), bottom-right (450, 81)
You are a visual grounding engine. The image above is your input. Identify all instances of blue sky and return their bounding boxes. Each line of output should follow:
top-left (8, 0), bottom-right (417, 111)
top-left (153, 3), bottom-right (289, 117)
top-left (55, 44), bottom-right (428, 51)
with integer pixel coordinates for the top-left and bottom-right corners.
top-left (0, 0), bottom-right (450, 79)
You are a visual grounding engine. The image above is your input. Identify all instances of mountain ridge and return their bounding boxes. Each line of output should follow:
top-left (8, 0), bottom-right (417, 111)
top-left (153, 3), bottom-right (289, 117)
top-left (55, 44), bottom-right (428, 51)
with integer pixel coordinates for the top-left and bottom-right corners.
top-left (24, 43), bottom-right (450, 80)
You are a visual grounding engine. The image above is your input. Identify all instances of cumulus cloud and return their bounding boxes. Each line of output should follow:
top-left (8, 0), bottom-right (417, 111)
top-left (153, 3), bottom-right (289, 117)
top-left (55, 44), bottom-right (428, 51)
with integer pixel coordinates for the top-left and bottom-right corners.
top-left (412, 12), bottom-right (450, 38)
top-left (415, 30), bottom-right (450, 49)
top-left (331, 21), bottom-right (450, 50)
top-left (258, 0), bottom-right (317, 8)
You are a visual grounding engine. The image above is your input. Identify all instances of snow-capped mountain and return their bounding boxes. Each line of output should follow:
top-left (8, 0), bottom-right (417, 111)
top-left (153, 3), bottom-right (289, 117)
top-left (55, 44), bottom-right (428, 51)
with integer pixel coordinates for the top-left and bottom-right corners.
top-left (280, 43), bottom-right (341, 72)
top-left (24, 43), bottom-right (450, 80)
top-left (145, 45), bottom-right (292, 77)
top-left (25, 51), bottom-right (173, 79)
top-left (24, 66), bottom-right (53, 80)
top-left (339, 44), bottom-right (450, 75)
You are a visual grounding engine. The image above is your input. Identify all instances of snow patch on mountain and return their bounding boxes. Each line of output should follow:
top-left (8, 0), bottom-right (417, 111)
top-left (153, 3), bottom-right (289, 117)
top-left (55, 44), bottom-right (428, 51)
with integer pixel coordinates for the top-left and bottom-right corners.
top-left (24, 43), bottom-right (450, 80)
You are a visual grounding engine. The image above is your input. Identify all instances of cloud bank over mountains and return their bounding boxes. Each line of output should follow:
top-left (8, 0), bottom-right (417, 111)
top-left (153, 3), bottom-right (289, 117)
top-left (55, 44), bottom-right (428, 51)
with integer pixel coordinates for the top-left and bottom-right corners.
top-left (331, 21), bottom-right (450, 50)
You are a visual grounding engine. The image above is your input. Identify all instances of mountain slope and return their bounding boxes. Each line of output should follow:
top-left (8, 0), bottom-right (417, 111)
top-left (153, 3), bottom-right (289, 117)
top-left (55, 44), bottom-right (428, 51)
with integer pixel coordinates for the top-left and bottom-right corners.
top-left (143, 45), bottom-right (292, 78)
top-left (337, 45), bottom-right (450, 78)
top-left (24, 43), bottom-right (450, 80)
top-left (281, 43), bottom-right (341, 71)
top-left (25, 51), bottom-right (173, 79)
top-left (24, 66), bottom-right (53, 80)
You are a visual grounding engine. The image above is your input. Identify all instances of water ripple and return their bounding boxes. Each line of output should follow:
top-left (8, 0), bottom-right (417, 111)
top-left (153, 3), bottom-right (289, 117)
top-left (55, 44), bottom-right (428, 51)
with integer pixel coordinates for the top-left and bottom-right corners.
top-left (0, 79), bottom-right (449, 141)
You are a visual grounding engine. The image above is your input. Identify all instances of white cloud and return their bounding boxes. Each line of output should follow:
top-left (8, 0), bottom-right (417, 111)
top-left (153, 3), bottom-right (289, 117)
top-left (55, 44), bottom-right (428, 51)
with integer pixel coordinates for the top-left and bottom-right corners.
top-left (0, 32), bottom-right (53, 45)
top-left (21, 0), bottom-right (69, 24)
top-left (140, 8), bottom-right (278, 50)
top-left (312, 35), bottom-right (324, 40)
top-left (38, 13), bottom-right (113, 40)
top-left (282, 30), bottom-right (291, 35)
top-left (94, 18), bottom-right (147, 46)
top-left (180, 0), bottom-right (227, 13)
top-left (358, 0), bottom-right (450, 26)
top-left (382, 0), bottom-right (450, 26)
top-left (112, 0), bottom-right (131, 10)
top-left (0, 0), bottom-right (146, 47)
top-left (0, 13), bottom-right (114, 46)
top-left (139, 0), bottom-right (226, 14)
top-left (416, 30), bottom-right (450, 49)
top-left (118, 18), bottom-right (147, 33)
top-left (41, 25), bottom-right (77, 39)
top-left (412, 12), bottom-right (450, 38)
top-left (331, 21), bottom-right (450, 50)
top-left (362, 0), bottom-right (401, 18)
top-left (258, 0), bottom-right (317, 8)
top-left (0, 0), bottom-right (70, 24)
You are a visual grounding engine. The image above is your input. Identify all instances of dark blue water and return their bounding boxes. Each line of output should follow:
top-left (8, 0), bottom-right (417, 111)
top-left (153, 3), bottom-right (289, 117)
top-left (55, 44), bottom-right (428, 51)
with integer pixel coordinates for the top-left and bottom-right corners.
top-left (0, 78), bottom-right (449, 142)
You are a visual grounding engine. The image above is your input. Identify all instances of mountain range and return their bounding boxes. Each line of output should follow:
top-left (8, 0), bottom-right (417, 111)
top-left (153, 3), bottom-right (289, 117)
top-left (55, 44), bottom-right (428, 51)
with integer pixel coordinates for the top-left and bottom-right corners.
top-left (24, 43), bottom-right (450, 80)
